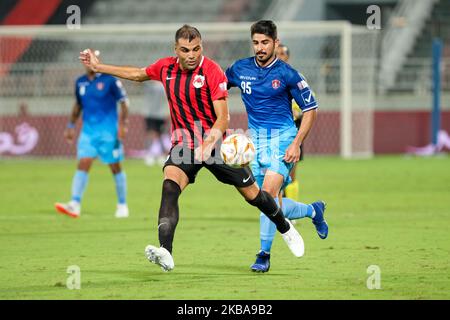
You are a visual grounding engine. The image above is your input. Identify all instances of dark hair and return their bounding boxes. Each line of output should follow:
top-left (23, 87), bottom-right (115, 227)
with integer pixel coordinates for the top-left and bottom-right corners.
top-left (251, 20), bottom-right (277, 40)
top-left (175, 24), bottom-right (202, 42)
top-left (278, 43), bottom-right (290, 57)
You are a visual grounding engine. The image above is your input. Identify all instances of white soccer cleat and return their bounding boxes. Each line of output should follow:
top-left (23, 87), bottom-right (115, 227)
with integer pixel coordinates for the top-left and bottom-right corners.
top-left (145, 245), bottom-right (174, 272)
top-left (281, 219), bottom-right (305, 257)
top-left (55, 200), bottom-right (80, 218)
top-left (115, 203), bottom-right (129, 218)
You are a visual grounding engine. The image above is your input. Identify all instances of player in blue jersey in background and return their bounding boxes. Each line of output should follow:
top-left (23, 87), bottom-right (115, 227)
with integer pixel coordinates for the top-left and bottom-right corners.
top-left (276, 44), bottom-right (303, 203)
top-left (226, 20), bottom-right (329, 272)
top-left (55, 50), bottom-right (130, 219)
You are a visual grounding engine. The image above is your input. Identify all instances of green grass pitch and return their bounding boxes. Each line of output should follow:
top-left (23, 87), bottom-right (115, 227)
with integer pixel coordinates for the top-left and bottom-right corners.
top-left (0, 156), bottom-right (449, 299)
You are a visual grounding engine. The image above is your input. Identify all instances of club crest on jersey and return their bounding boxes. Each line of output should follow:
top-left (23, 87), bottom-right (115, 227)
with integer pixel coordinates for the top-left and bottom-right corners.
top-left (272, 79), bottom-right (281, 89)
top-left (193, 75), bottom-right (205, 89)
top-left (96, 82), bottom-right (104, 90)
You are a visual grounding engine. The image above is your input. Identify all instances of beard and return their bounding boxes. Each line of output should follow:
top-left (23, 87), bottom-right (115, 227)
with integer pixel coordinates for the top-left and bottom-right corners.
top-left (255, 50), bottom-right (275, 65)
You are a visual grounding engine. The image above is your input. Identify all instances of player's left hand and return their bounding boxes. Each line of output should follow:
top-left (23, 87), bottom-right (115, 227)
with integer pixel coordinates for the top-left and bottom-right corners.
top-left (194, 143), bottom-right (214, 163)
top-left (284, 142), bottom-right (301, 163)
top-left (79, 49), bottom-right (100, 72)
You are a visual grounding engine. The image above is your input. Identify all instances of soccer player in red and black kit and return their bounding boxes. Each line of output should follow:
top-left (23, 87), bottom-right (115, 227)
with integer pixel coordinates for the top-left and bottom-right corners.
top-left (79, 25), bottom-right (304, 272)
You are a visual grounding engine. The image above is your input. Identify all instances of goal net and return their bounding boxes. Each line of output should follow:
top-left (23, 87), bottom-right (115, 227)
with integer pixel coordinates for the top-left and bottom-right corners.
top-left (0, 21), bottom-right (377, 158)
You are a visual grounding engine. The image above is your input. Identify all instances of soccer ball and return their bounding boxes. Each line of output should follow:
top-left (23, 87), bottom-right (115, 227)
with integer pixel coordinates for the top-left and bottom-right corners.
top-left (220, 133), bottom-right (255, 168)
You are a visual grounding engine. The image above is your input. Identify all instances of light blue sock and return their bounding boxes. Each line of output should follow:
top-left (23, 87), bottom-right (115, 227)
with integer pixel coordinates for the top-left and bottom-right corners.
top-left (259, 197), bottom-right (279, 254)
top-left (282, 197), bottom-right (313, 220)
top-left (71, 170), bottom-right (89, 203)
top-left (114, 172), bottom-right (127, 204)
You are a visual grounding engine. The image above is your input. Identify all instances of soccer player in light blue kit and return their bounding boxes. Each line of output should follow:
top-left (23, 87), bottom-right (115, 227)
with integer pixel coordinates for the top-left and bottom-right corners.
top-left (226, 20), bottom-right (329, 272)
top-left (55, 51), bottom-right (130, 219)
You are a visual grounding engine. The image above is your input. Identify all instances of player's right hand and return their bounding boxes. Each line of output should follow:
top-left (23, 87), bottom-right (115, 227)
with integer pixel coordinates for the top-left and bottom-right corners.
top-left (64, 128), bottom-right (75, 144)
top-left (79, 49), bottom-right (99, 72)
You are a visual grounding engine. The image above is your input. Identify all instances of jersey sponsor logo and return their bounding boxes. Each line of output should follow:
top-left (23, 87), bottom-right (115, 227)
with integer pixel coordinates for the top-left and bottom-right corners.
top-left (297, 80), bottom-right (309, 90)
top-left (272, 79), bottom-right (281, 89)
top-left (239, 75), bottom-right (257, 81)
top-left (96, 82), bottom-right (104, 90)
top-left (219, 81), bottom-right (227, 92)
top-left (193, 75), bottom-right (205, 88)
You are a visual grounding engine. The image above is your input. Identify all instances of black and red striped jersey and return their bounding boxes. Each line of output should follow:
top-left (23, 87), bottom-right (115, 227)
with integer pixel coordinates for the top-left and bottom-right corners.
top-left (145, 56), bottom-right (228, 149)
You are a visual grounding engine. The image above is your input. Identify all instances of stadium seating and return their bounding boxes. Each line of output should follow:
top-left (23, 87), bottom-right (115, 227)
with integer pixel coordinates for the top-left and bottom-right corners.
top-left (384, 0), bottom-right (450, 93)
top-left (84, 0), bottom-right (229, 24)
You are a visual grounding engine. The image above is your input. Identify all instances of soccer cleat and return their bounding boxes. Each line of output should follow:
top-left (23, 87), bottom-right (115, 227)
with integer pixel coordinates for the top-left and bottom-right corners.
top-left (311, 201), bottom-right (328, 239)
top-left (145, 245), bottom-right (174, 272)
top-left (115, 203), bottom-right (129, 218)
top-left (55, 200), bottom-right (80, 218)
top-left (250, 251), bottom-right (271, 273)
top-left (281, 219), bottom-right (305, 257)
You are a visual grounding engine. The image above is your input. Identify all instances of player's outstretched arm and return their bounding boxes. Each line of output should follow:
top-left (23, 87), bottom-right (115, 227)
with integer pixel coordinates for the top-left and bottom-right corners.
top-left (194, 98), bottom-right (229, 161)
top-left (79, 49), bottom-right (149, 82)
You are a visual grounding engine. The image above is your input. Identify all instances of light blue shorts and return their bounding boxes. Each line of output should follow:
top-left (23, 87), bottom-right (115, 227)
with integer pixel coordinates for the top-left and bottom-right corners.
top-left (249, 126), bottom-right (297, 189)
top-left (77, 132), bottom-right (124, 164)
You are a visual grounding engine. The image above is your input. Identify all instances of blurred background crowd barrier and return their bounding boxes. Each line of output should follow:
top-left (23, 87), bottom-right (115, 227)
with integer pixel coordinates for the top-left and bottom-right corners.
top-left (0, 0), bottom-right (449, 158)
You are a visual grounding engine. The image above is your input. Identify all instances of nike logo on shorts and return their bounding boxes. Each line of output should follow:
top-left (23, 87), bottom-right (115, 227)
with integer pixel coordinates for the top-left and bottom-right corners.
top-left (242, 176), bottom-right (251, 183)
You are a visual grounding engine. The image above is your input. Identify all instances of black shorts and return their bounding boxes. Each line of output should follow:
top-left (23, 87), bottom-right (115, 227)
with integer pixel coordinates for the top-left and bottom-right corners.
top-left (163, 146), bottom-right (255, 187)
top-left (145, 117), bottom-right (165, 133)
top-left (294, 118), bottom-right (305, 162)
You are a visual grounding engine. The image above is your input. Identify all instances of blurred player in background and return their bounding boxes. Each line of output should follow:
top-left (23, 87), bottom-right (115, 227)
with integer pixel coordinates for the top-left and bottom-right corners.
top-left (276, 43), bottom-right (303, 202)
top-left (226, 20), bottom-right (329, 273)
top-left (79, 24), bottom-right (305, 272)
top-left (143, 80), bottom-right (171, 166)
top-left (55, 50), bottom-right (130, 219)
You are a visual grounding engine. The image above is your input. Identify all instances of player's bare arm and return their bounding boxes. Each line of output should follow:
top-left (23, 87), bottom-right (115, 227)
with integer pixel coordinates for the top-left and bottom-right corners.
top-left (79, 49), bottom-right (149, 82)
top-left (65, 103), bottom-right (81, 144)
top-left (284, 109), bottom-right (317, 163)
top-left (194, 98), bottom-right (229, 161)
top-left (118, 100), bottom-right (129, 140)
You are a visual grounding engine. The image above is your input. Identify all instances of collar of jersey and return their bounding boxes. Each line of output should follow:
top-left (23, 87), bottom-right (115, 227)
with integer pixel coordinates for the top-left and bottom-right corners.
top-left (176, 55), bottom-right (204, 72)
top-left (84, 73), bottom-right (102, 82)
top-left (253, 56), bottom-right (278, 69)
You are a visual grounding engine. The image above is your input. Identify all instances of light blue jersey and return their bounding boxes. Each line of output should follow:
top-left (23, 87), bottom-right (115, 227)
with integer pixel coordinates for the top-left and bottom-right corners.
top-left (75, 73), bottom-right (127, 136)
top-left (75, 73), bottom-right (128, 163)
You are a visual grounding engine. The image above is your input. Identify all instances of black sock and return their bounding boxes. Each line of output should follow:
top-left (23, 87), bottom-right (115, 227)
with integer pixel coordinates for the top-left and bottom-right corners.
top-left (247, 190), bottom-right (289, 234)
top-left (158, 179), bottom-right (181, 253)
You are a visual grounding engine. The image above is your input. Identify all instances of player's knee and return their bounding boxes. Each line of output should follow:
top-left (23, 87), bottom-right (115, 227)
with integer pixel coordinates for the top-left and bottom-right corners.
top-left (162, 179), bottom-right (181, 200)
top-left (78, 158), bottom-right (93, 171)
top-left (109, 163), bottom-right (121, 174)
top-left (261, 187), bottom-right (278, 198)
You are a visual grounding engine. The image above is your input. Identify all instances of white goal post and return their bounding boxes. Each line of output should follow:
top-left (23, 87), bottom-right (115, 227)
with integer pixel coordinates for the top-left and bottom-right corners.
top-left (0, 21), bottom-right (378, 158)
